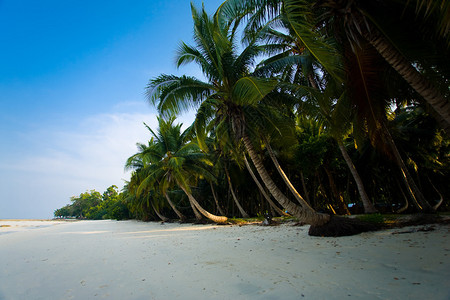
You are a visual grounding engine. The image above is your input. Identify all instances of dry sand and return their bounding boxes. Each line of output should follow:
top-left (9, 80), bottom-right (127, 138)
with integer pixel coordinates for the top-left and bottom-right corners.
top-left (0, 219), bottom-right (449, 300)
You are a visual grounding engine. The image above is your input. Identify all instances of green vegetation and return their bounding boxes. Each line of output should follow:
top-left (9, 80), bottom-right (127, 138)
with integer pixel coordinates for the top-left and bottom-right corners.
top-left (54, 185), bottom-right (130, 220)
top-left (356, 214), bottom-right (385, 226)
top-left (55, 1), bottom-right (449, 235)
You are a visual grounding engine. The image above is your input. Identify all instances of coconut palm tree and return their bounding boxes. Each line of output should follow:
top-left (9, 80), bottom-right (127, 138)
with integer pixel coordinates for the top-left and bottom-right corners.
top-left (283, 0), bottom-right (450, 132)
top-left (146, 4), bottom-right (333, 227)
top-left (237, 0), bottom-right (379, 213)
top-left (131, 116), bottom-right (227, 223)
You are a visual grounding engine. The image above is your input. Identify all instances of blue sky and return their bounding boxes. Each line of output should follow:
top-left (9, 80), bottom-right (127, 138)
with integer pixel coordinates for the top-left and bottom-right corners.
top-left (0, 0), bottom-right (224, 219)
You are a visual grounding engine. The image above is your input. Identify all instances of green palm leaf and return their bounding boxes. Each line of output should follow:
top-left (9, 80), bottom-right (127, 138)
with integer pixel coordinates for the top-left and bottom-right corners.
top-left (232, 76), bottom-right (277, 105)
top-left (284, 0), bottom-right (344, 82)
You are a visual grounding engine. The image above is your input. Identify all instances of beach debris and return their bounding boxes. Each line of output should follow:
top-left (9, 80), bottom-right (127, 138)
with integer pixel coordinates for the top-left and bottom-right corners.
top-left (261, 213), bottom-right (272, 226)
top-left (309, 216), bottom-right (381, 237)
top-left (391, 226), bottom-right (435, 235)
top-left (261, 213), bottom-right (280, 226)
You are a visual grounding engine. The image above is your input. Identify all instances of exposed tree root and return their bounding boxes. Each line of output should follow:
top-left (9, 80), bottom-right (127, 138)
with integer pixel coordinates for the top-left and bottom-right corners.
top-left (309, 216), bottom-right (381, 237)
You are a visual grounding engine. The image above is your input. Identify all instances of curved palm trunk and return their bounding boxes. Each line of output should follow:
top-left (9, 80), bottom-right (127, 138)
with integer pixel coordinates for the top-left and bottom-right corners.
top-left (244, 155), bottom-right (288, 216)
top-left (395, 179), bottom-right (409, 214)
top-left (244, 154), bottom-right (285, 214)
top-left (178, 184), bottom-right (228, 223)
top-left (364, 27), bottom-right (450, 134)
top-left (324, 167), bottom-right (351, 215)
top-left (243, 133), bottom-right (330, 225)
top-left (265, 142), bottom-right (314, 211)
top-left (428, 179), bottom-right (444, 211)
top-left (190, 200), bottom-right (203, 221)
top-left (383, 128), bottom-right (434, 212)
top-left (163, 191), bottom-right (186, 222)
top-left (209, 181), bottom-right (226, 216)
top-left (337, 141), bottom-right (378, 213)
top-left (300, 171), bottom-right (311, 204)
top-left (224, 166), bottom-right (249, 218)
top-left (151, 202), bottom-right (169, 222)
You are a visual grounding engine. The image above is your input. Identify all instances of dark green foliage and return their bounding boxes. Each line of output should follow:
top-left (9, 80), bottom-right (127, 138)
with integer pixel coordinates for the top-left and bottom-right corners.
top-left (356, 213), bottom-right (384, 225)
top-left (54, 185), bottom-right (130, 220)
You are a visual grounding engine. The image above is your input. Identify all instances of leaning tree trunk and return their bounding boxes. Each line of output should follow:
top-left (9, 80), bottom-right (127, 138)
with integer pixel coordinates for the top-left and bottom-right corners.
top-left (163, 191), bottom-right (186, 222)
top-left (242, 133), bottom-right (329, 225)
top-left (300, 171), bottom-right (311, 204)
top-left (243, 155), bottom-right (288, 216)
top-left (209, 181), bottom-right (226, 216)
top-left (224, 165), bottom-right (249, 218)
top-left (151, 202), bottom-right (169, 222)
top-left (395, 179), bottom-right (409, 214)
top-left (324, 167), bottom-right (351, 215)
top-left (428, 178), bottom-right (444, 211)
top-left (383, 127), bottom-right (434, 212)
top-left (265, 141), bottom-right (314, 211)
top-left (337, 140), bottom-right (378, 213)
top-left (364, 26), bottom-right (450, 135)
top-left (243, 132), bottom-right (380, 236)
top-left (178, 184), bottom-right (228, 224)
top-left (188, 197), bottom-right (203, 221)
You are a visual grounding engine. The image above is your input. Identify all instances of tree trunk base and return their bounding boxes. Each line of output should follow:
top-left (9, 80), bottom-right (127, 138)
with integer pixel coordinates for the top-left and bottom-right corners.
top-left (308, 216), bottom-right (381, 237)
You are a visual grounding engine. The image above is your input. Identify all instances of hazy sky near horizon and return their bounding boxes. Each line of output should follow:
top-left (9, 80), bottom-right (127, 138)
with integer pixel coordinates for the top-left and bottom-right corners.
top-left (0, 0), bottom-right (224, 219)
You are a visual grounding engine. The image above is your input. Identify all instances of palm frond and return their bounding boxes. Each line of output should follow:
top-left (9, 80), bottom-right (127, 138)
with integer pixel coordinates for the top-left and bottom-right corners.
top-left (232, 76), bottom-right (277, 105)
top-left (146, 74), bottom-right (214, 115)
top-left (284, 0), bottom-right (344, 82)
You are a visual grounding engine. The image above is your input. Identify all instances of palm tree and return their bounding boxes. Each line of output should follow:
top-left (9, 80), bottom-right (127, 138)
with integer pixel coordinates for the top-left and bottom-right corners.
top-left (283, 0), bottom-right (450, 132)
top-left (268, 0), bottom-right (438, 212)
top-left (222, 0), bottom-right (377, 213)
top-left (125, 139), bottom-right (176, 221)
top-left (132, 116), bottom-right (227, 223)
top-left (146, 4), bottom-right (331, 227)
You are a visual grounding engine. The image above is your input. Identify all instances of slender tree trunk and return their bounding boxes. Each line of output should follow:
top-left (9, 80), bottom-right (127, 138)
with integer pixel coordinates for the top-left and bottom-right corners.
top-left (209, 181), bottom-right (226, 216)
top-left (364, 26), bottom-right (450, 134)
top-left (163, 191), bottom-right (186, 222)
top-left (395, 179), bottom-right (409, 214)
top-left (337, 140), bottom-right (378, 213)
top-left (178, 184), bottom-right (228, 223)
top-left (265, 141), bottom-right (314, 210)
top-left (242, 133), bottom-right (330, 225)
top-left (151, 202), bottom-right (169, 222)
top-left (383, 128), bottom-right (434, 212)
top-left (428, 178), bottom-right (444, 211)
top-left (244, 155), bottom-right (288, 216)
top-left (300, 171), bottom-right (311, 204)
top-left (189, 198), bottom-right (203, 221)
top-left (224, 165), bottom-right (249, 218)
top-left (324, 167), bottom-right (351, 215)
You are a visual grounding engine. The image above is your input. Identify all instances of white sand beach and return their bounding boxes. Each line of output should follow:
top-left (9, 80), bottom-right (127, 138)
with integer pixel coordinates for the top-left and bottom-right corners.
top-left (0, 219), bottom-right (449, 300)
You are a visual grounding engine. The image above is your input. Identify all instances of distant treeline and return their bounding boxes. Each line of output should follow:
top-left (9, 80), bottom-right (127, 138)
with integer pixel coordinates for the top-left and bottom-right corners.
top-left (54, 185), bottom-right (130, 220)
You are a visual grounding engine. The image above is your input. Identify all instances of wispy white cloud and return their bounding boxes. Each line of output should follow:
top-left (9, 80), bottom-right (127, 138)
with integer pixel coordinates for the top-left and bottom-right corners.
top-left (0, 107), bottom-right (195, 219)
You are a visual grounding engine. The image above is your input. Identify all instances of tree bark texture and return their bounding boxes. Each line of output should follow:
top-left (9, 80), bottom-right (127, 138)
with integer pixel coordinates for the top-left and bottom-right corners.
top-left (224, 166), bottom-right (249, 218)
top-left (151, 202), bottom-right (169, 222)
top-left (242, 133), bottom-right (330, 225)
top-left (163, 191), bottom-right (186, 222)
top-left (179, 184), bottom-right (228, 223)
top-left (265, 142), bottom-right (314, 211)
top-left (383, 127), bottom-right (434, 212)
top-left (209, 181), bottom-right (226, 216)
top-left (337, 141), bottom-right (378, 213)
top-left (244, 155), bottom-right (288, 216)
top-left (364, 27), bottom-right (450, 134)
top-left (324, 167), bottom-right (351, 215)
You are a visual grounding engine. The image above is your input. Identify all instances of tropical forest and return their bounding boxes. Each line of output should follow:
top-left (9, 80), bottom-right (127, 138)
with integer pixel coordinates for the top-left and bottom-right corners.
top-left (55, 0), bottom-right (450, 236)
